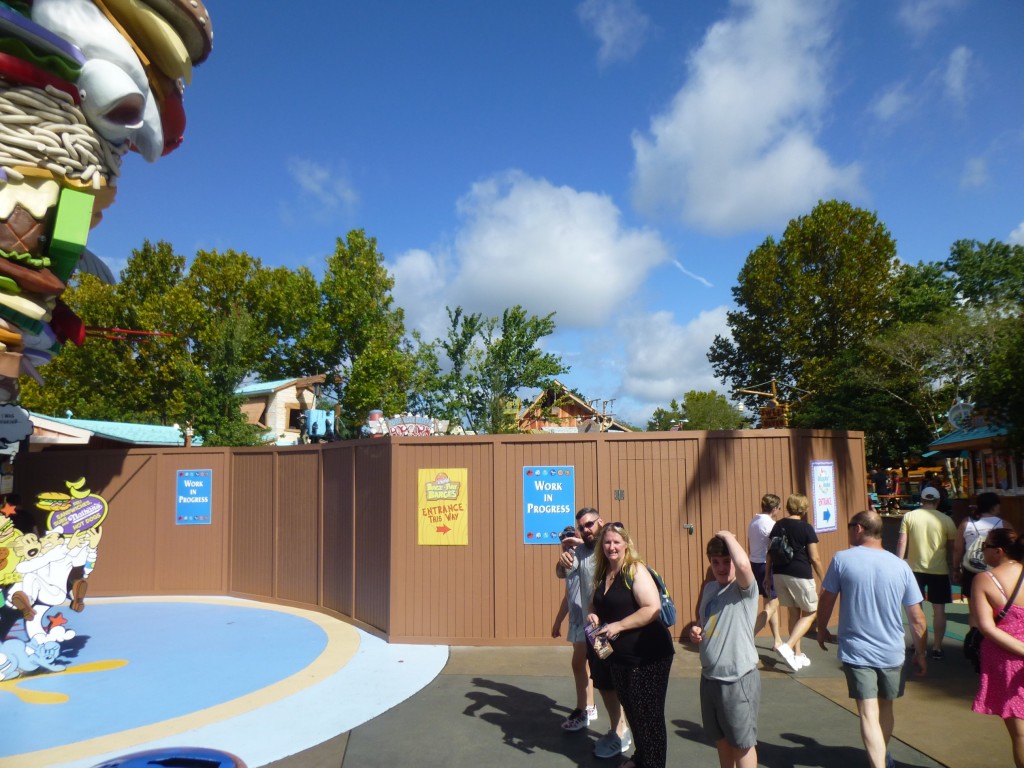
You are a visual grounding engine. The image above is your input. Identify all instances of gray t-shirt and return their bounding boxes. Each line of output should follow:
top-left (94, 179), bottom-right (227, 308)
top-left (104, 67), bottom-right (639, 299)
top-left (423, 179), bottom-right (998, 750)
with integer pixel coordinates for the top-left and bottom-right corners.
top-left (698, 578), bottom-right (759, 681)
top-left (562, 542), bottom-right (598, 637)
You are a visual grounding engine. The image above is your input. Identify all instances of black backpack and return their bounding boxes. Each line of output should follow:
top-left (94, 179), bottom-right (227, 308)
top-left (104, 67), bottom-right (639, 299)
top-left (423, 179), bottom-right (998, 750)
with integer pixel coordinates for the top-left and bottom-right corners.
top-left (768, 527), bottom-right (794, 567)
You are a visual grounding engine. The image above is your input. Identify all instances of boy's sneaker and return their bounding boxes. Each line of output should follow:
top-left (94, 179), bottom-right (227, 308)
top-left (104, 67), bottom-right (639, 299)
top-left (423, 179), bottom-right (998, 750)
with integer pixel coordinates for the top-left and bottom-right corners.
top-left (795, 653), bottom-right (811, 669)
top-left (561, 708), bottom-right (588, 731)
top-left (586, 704), bottom-right (598, 722)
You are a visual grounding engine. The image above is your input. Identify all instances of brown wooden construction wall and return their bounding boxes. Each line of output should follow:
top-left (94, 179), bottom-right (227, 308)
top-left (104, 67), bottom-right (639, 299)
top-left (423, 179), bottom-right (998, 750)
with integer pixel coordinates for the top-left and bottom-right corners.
top-left (17, 428), bottom-right (866, 645)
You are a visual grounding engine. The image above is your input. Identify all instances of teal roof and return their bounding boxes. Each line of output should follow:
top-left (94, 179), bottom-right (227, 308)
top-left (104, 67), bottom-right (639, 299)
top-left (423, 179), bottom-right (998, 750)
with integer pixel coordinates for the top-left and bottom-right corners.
top-left (928, 422), bottom-right (1007, 448)
top-left (235, 379), bottom-right (297, 396)
top-left (33, 413), bottom-right (201, 446)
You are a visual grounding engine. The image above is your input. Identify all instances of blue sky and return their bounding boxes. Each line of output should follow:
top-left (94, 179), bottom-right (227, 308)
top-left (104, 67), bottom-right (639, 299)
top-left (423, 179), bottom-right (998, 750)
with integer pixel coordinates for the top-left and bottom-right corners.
top-left (85, 0), bottom-right (1024, 426)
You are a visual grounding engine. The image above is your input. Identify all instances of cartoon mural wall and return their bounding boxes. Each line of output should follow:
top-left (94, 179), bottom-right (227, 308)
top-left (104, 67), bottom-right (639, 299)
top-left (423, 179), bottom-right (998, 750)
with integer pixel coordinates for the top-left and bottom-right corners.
top-left (0, 0), bottom-right (214, 398)
top-left (362, 410), bottom-right (451, 438)
top-left (0, 477), bottom-right (105, 679)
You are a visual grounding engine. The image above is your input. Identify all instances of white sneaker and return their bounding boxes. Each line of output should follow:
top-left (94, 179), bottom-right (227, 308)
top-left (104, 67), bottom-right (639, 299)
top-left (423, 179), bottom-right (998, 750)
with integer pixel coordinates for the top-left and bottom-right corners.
top-left (775, 643), bottom-right (799, 671)
top-left (795, 653), bottom-right (811, 669)
top-left (586, 704), bottom-right (598, 723)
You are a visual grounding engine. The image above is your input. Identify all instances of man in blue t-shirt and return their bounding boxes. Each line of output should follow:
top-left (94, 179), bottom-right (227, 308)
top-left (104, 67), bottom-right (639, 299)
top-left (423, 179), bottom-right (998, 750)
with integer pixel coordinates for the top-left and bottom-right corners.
top-left (817, 510), bottom-right (928, 768)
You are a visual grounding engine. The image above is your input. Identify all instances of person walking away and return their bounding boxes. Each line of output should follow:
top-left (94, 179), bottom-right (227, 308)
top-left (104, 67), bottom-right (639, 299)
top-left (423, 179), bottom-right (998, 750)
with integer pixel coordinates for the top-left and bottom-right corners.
top-left (971, 527), bottom-right (1024, 768)
top-left (747, 493), bottom-right (783, 648)
top-left (954, 492), bottom-right (1007, 608)
top-left (817, 510), bottom-right (928, 768)
top-left (766, 494), bottom-right (824, 671)
top-left (691, 531), bottom-right (760, 768)
top-left (589, 522), bottom-right (674, 768)
top-left (896, 486), bottom-right (956, 658)
top-left (556, 507), bottom-right (629, 757)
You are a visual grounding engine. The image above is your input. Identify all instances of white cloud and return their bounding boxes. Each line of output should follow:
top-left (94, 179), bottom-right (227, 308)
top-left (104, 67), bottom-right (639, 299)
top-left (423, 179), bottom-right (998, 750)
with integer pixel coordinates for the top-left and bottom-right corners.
top-left (870, 81), bottom-right (914, 123)
top-left (577, 0), bottom-right (650, 66)
top-left (1010, 222), bottom-right (1024, 246)
top-left (617, 307), bottom-right (730, 406)
top-left (897, 0), bottom-right (966, 40)
top-left (389, 248), bottom-right (452, 340)
top-left (447, 171), bottom-right (668, 327)
top-left (285, 157), bottom-right (359, 217)
top-left (961, 156), bottom-right (988, 189)
top-left (944, 45), bottom-right (972, 105)
top-left (631, 0), bottom-right (862, 234)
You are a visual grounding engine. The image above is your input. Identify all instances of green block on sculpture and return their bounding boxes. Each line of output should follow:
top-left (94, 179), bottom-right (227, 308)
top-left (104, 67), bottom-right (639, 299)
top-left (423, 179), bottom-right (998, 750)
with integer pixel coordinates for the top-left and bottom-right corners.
top-left (49, 187), bottom-right (94, 282)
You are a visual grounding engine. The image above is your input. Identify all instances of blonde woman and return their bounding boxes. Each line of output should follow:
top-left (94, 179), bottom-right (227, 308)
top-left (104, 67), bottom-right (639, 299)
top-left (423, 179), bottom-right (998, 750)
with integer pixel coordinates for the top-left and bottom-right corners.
top-left (588, 522), bottom-right (674, 768)
top-left (766, 494), bottom-right (825, 671)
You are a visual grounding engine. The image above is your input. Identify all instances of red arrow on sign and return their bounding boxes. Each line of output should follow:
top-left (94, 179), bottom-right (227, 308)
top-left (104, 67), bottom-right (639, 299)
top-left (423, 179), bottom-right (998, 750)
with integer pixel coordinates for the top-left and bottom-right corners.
top-left (436, 524), bottom-right (451, 534)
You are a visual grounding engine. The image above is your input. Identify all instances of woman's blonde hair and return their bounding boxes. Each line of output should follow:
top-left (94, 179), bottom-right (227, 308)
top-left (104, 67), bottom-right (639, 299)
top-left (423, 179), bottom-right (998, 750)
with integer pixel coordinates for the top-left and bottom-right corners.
top-left (593, 521), bottom-right (643, 590)
top-left (786, 493), bottom-right (809, 518)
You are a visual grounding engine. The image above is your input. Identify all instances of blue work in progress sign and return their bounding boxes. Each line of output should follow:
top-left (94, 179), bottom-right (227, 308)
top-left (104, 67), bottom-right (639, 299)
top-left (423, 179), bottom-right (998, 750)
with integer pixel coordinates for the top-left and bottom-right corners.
top-left (523, 466), bottom-right (575, 544)
top-left (176, 469), bottom-right (213, 525)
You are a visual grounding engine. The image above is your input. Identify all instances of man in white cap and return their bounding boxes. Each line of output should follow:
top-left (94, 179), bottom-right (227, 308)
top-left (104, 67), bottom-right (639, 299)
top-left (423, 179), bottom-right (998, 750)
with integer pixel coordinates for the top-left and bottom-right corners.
top-left (896, 486), bottom-right (956, 658)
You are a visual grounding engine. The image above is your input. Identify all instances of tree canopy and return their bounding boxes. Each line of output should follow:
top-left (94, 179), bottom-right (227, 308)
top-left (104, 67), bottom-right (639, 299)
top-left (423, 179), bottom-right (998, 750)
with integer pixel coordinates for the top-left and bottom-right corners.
top-left (646, 391), bottom-right (747, 431)
top-left (706, 201), bottom-right (1024, 464)
top-left (21, 232), bottom-right (570, 442)
top-left (413, 305), bottom-right (569, 433)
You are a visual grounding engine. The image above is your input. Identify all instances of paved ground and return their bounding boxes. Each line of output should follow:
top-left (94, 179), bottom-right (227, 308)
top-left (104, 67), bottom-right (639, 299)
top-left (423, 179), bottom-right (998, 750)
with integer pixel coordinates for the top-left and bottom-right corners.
top-left (4, 596), bottom-right (1009, 768)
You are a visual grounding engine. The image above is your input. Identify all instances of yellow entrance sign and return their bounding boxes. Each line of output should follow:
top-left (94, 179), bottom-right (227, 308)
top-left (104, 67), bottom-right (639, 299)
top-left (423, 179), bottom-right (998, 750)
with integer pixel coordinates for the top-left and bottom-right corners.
top-left (417, 468), bottom-right (469, 545)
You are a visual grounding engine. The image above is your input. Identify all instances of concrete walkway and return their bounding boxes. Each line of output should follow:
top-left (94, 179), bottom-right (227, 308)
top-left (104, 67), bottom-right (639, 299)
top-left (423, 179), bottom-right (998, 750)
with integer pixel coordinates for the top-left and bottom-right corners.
top-left (3, 596), bottom-right (1008, 768)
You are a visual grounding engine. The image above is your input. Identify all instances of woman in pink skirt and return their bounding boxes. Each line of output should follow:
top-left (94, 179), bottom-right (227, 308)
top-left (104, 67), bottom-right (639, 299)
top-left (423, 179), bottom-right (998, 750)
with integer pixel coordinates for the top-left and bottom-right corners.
top-left (972, 527), bottom-right (1024, 767)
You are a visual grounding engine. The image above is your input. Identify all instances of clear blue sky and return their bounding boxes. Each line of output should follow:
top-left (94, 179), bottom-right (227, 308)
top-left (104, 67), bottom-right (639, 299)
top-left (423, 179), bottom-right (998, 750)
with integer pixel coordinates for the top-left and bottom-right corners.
top-left (86, 0), bottom-right (1024, 426)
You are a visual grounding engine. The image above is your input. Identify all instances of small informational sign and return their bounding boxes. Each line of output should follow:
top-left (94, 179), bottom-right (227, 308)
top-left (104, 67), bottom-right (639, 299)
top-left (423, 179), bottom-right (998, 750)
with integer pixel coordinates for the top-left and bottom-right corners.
top-left (811, 460), bottom-right (838, 532)
top-left (418, 468), bottom-right (469, 545)
top-left (0, 403), bottom-right (31, 446)
top-left (176, 469), bottom-right (212, 525)
top-left (523, 466), bottom-right (575, 544)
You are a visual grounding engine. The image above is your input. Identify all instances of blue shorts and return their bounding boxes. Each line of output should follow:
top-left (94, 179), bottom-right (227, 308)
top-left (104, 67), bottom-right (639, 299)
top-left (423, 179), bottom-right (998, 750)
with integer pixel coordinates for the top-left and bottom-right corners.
top-left (751, 561), bottom-right (776, 599)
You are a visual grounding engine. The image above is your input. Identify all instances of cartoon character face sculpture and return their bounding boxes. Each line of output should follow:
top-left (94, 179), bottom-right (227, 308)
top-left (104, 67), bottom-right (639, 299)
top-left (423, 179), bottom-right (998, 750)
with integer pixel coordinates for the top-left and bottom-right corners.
top-left (0, 0), bottom-right (213, 399)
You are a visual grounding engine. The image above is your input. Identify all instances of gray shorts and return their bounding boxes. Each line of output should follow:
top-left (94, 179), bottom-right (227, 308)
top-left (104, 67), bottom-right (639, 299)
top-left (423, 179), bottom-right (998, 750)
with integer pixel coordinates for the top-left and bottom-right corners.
top-left (700, 668), bottom-right (760, 749)
top-left (842, 663), bottom-right (905, 701)
top-left (567, 619), bottom-right (586, 643)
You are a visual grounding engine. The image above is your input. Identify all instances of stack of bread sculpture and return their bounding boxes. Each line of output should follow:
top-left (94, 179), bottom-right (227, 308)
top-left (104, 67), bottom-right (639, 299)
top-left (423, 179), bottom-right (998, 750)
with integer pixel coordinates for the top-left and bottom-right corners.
top-left (0, 0), bottom-right (213, 400)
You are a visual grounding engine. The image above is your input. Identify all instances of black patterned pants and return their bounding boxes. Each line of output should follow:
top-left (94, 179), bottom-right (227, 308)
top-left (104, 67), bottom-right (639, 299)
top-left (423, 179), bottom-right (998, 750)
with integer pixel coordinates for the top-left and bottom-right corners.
top-left (611, 654), bottom-right (674, 768)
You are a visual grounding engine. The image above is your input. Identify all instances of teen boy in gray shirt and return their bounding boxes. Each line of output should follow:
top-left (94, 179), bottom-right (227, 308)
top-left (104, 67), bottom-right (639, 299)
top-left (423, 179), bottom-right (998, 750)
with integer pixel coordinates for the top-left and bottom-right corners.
top-left (690, 530), bottom-right (760, 768)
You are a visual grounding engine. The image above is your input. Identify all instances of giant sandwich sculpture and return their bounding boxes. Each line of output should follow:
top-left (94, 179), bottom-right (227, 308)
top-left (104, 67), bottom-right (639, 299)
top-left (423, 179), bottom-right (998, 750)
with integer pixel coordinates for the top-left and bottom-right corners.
top-left (0, 0), bottom-right (213, 401)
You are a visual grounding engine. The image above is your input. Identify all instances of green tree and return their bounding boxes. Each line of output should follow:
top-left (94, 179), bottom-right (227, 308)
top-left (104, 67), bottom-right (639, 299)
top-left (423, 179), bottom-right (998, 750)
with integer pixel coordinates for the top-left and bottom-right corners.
top-left (647, 392), bottom-right (747, 431)
top-left (709, 200), bottom-right (899, 410)
top-left (973, 315), bottom-right (1024, 449)
top-left (945, 239), bottom-right (1024, 309)
top-left (21, 241), bottom-right (301, 445)
top-left (420, 305), bottom-right (569, 433)
top-left (678, 390), bottom-right (748, 430)
top-left (295, 230), bottom-right (413, 436)
top-left (646, 399), bottom-right (684, 431)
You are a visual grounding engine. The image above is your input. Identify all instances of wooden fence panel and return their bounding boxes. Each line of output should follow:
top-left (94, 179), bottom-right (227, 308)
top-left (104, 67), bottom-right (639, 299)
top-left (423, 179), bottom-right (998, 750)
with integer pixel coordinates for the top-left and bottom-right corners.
top-left (16, 428), bottom-right (867, 644)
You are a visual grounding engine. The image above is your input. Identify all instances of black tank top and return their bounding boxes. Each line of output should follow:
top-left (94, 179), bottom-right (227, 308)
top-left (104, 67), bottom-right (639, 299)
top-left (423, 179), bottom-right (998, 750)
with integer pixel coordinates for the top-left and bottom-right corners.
top-left (593, 568), bottom-right (674, 666)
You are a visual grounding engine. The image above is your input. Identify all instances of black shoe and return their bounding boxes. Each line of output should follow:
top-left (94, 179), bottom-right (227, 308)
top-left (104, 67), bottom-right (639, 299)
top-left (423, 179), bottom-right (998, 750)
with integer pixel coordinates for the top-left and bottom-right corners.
top-left (931, 648), bottom-right (944, 659)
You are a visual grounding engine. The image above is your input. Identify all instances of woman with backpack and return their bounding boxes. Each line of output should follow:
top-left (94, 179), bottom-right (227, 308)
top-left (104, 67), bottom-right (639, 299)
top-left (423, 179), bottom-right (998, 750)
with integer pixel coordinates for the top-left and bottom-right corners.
top-left (765, 494), bottom-right (825, 672)
top-left (955, 492), bottom-right (1007, 602)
